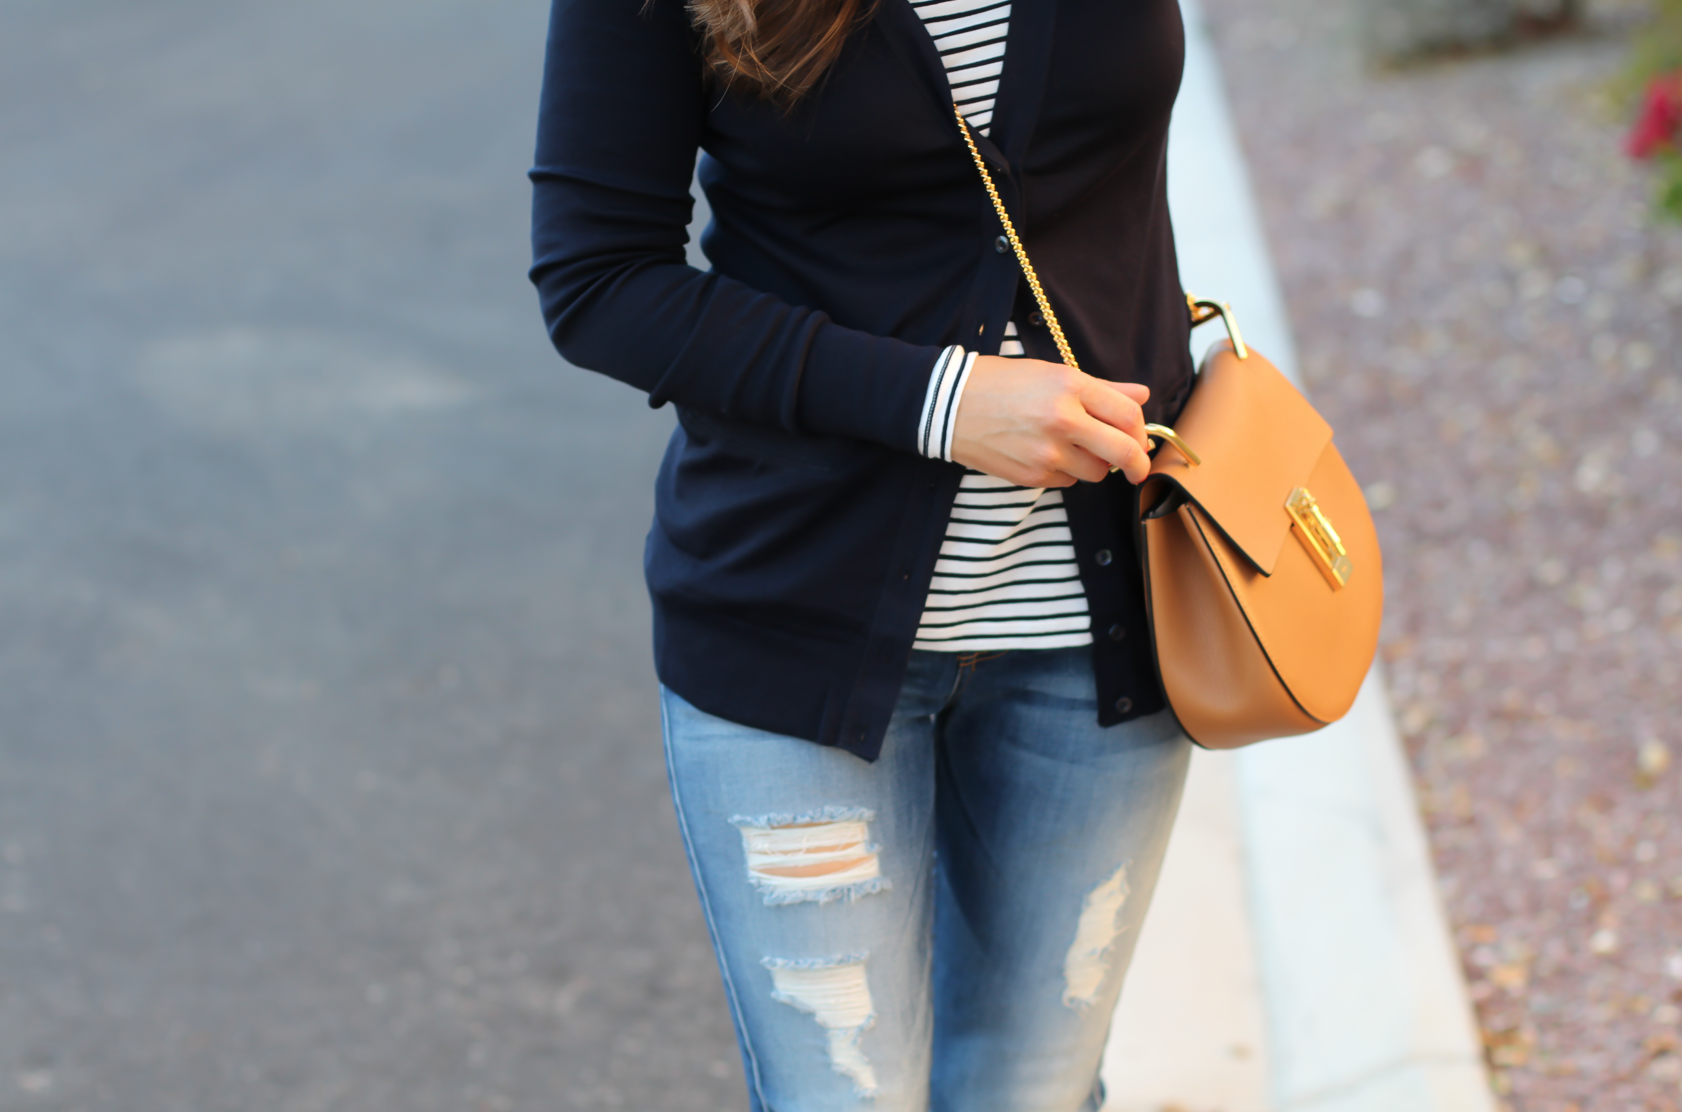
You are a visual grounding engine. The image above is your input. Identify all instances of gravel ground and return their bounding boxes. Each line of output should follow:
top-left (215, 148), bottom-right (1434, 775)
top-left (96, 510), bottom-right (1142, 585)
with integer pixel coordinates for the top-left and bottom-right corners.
top-left (1194, 2), bottom-right (1682, 1108)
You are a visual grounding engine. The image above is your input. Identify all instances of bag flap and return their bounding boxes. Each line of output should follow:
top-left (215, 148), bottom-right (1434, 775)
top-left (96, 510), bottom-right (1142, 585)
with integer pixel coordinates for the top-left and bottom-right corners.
top-left (1141, 342), bottom-right (1332, 577)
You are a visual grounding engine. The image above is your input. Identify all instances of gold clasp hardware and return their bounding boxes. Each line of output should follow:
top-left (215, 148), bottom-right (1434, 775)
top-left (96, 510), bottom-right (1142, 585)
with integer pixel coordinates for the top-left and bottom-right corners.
top-left (1144, 423), bottom-right (1201, 467)
top-left (1110, 424), bottom-right (1201, 472)
top-left (1186, 294), bottom-right (1250, 360)
top-left (1285, 487), bottom-right (1352, 589)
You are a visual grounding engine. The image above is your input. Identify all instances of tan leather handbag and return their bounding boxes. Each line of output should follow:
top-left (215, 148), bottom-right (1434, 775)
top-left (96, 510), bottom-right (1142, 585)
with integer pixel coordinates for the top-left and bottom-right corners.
top-left (957, 109), bottom-right (1384, 750)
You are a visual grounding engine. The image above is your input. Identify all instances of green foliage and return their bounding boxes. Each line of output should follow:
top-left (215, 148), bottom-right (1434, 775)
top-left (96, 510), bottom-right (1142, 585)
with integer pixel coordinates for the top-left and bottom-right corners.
top-left (1654, 151), bottom-right (1682, 220)
top-left (1621, 0), bottom-right (1682, 95)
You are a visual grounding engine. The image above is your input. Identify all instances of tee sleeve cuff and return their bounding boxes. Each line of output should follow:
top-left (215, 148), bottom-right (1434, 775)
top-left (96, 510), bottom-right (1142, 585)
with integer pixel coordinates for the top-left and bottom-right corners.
top-left (917, 346), bottom-right (979, 462)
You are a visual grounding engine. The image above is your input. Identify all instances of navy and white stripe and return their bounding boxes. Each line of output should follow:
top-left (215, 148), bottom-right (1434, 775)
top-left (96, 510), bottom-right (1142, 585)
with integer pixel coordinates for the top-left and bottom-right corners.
top-left (910, 0), bottom-right (1010, 131)
top-left (908, 1), bottom-right (1094, 652)
top-left (914, 474), bottom-right (1093, 649)
top-left (917, 345), bottom-right (979, 461)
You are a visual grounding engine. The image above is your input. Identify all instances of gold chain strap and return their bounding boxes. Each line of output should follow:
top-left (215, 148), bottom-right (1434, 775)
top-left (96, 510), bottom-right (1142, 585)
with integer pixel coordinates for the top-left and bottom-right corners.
top-left (953, 105), bottom-right (1207, 472)
top-left (953, 105), bottom-right (1079, 371)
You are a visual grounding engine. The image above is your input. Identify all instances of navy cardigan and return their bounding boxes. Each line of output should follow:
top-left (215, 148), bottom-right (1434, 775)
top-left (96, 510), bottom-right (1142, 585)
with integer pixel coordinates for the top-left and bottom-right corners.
top-left (530, 0), bottom-right (1195, 760)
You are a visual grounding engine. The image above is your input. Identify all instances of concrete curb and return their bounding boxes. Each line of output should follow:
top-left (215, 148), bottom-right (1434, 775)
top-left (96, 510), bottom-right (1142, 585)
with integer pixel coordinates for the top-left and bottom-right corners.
top-left (1168, 5), bottom-right (1498, 1111)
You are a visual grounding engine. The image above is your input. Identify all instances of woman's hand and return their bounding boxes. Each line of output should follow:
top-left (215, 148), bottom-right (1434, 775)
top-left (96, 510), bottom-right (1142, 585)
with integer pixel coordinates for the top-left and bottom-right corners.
top-left (950, 356), bottom-right (1153, 486)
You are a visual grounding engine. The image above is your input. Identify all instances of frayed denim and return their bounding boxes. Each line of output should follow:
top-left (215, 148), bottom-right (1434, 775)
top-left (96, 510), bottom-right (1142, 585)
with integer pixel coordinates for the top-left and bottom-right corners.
top-left (662, 647), bottom-right (1192, 1112)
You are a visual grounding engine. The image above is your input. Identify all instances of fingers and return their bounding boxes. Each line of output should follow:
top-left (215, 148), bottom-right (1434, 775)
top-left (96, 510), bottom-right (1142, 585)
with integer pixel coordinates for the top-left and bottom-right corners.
top-left (1055, 444), bottom-right (1120, 485)
top-left (983, 438), bottom-right (1128, 487)
top-left (1112, 381), bottom-right (1152, 405)
top-left (1064, 375), bottom-right (1151, 482)
top-left (1078, 377), bottom-right (1150, 452)
top-left (1069, 423), bottom-right (1151, 484)
top-left (959, 437), bottom-right (1137, 488)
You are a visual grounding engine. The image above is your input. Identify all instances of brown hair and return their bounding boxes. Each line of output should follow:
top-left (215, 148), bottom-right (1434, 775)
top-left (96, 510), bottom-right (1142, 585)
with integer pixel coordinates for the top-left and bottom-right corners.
top-left (687, 0), bottom-right (881, 103)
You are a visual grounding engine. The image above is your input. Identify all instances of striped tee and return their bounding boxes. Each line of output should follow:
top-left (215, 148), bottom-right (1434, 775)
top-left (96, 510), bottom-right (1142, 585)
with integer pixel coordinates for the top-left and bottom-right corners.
top-left (909, 0), bottom-right (1094, 653)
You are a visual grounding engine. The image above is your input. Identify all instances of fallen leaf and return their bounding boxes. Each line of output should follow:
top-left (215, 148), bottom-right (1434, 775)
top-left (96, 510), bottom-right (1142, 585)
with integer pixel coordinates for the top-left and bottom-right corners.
top-left (1638, 740), bottom-right (1672, 788)
top-left (1644, 1030), bottom-right (1681, 1056)
top-left (1400, 703), bottom-right (1433, 735)
top-left (1490, 963), bottom-right (1530, 993)
top-left (1483, 1022), bottom-right (1537, 1070)
top-left (1364, 479), bottom-right (1397, 509)
top-left (1492, 1044), bottom-right (1529, 1067)
top-left (1447, 732), bottom-right (1487, 762)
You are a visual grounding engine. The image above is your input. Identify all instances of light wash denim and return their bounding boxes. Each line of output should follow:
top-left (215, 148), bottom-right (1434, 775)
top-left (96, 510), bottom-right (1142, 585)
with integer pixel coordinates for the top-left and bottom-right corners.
top-left (661, 647), bottom-right (1192, 1112)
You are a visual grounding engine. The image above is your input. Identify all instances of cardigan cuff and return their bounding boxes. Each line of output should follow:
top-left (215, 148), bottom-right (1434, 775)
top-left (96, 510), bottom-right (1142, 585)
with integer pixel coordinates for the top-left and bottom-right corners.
top-left (916, 346), bottom-right (978, 462)
top-left (793, 324), bottom-right (949, 454)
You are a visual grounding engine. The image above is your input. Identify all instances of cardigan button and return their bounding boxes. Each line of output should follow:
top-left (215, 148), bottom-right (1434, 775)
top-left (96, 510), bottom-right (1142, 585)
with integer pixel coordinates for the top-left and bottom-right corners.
top-left (1027, 310), bottom-right (1045, 327)
top-left (994, 235), bottom-right (1009, 254)
top-left (1108, 623), bottom-right (1127, 642)
top-left (1093, 549), bottom-right (1113, 567)
top-left (1114, 696), bottom-right (1134, 715)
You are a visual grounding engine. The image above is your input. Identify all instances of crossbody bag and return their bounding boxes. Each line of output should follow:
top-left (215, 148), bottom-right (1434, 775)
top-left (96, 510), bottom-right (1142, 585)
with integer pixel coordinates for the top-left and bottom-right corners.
top-left (955, 108), bottom-right (1384, 749)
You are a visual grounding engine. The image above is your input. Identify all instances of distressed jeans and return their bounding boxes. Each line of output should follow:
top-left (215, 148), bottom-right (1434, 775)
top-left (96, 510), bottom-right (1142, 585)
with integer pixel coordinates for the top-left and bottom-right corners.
top-left (661, 647), bottom-right (1192, 1112)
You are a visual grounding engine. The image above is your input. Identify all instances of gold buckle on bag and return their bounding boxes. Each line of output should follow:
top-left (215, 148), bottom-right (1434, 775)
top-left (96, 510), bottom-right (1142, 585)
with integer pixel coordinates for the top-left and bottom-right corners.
top-left (1285, 487), bottom-right (1352, 589)
top-left (1133, 295), bottom-right (1249, 468)
top-left (1187, 295), bottom-right (1249, 360)
top-left (1143, 423), bottom-right (1201, 467)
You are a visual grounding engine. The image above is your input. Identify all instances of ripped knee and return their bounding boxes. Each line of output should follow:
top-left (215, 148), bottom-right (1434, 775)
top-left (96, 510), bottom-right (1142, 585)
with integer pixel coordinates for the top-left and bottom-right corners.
top-left (732, 807), bottom-right (890, 906)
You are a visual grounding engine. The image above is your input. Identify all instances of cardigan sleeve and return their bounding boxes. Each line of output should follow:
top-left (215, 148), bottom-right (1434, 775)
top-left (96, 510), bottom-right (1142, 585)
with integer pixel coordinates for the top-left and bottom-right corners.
top-left (528, 0), bottom-right (944, 454)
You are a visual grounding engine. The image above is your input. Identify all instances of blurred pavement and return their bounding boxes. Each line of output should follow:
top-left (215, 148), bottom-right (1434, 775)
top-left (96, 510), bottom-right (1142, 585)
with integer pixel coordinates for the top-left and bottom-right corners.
top-left (0, 2), bottom-right (736, 1109)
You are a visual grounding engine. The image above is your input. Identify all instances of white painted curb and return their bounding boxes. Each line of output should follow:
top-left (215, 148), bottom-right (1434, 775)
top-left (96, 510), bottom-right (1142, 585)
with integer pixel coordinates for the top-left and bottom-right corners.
top-left (1168, 5), bottom-right (1498, 1111)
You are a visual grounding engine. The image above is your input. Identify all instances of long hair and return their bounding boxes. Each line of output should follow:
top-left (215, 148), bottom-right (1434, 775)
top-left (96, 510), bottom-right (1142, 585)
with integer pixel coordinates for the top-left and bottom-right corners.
top-left (687, 0), bottom-right (881, 104)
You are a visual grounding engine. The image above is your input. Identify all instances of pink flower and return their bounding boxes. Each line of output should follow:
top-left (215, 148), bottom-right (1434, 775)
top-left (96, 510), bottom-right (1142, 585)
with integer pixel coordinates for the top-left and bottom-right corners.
top-left (1628, 73), bottom-right (1682, 159)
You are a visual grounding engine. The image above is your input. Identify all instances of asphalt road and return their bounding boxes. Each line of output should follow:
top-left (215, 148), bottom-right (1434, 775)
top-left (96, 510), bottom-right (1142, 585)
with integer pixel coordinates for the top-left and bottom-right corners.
top-left (0, 2), bottom-right (741, 1109)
